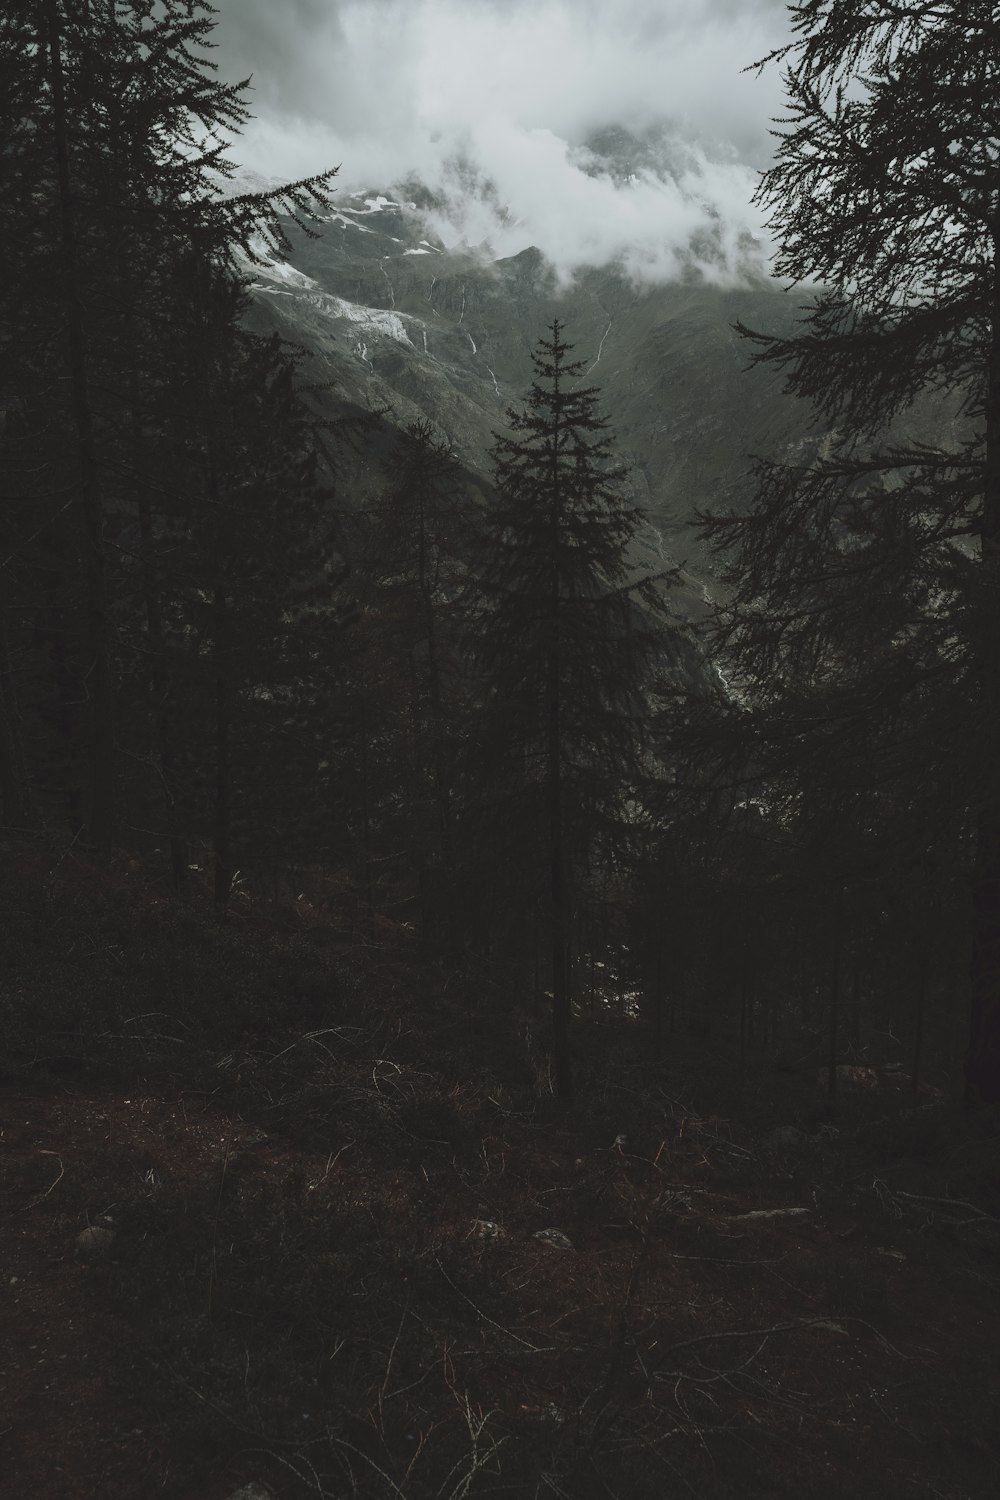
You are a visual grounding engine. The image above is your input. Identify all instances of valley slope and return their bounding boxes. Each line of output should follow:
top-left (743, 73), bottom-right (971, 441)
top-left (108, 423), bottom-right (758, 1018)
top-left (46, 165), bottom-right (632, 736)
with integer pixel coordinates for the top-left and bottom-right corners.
top-left (242, 182), bottom-right (819, 605)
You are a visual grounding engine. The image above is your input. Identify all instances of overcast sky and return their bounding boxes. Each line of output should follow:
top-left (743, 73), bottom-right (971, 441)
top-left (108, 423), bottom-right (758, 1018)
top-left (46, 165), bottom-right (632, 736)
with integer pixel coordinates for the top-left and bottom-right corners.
top-left (210, 0), bottom-right (794, 284)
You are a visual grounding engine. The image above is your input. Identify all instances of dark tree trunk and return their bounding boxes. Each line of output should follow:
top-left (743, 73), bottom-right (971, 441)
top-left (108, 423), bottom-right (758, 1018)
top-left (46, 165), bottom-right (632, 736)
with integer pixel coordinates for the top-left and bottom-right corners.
top-left (827, 884), bottom-right (845, 1110)
top-left (0, 607), bottom-right (27, 827)
top-left (0, 685), bottom-right (21, 827)
top-left (547, 374), bottom-right (572, 1104)
top-left (137, 484), bottom-right (189, 897)
top-left (358, 685), bottom-right (376, 921)
top-left (968, 209), bottom-right (1000, 1107)
top-left (968, 814), bottom-right (1000, 1105)
top-left (653, 928), bottom-right (665, 1063)
top-left (848, 957), bottom-right (862, 1054)
top-left (213, 584), bottom-right (232, 917)
top-left (911, 969), bottom-right (928, 1097)
top-left (47, 3), bottom-right (114, 859)
top-left (548, 646), bottom-right (572, 1101)
top-left (738, 958), bottom-right (750, 1086)
top-left (44, 609), bottom-right (83, 832)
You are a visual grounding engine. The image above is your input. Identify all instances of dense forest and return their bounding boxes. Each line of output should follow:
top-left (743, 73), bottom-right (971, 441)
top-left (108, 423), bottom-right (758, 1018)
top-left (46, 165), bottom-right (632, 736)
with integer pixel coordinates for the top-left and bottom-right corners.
top-left (2, 5), bottom-right (999, 1500)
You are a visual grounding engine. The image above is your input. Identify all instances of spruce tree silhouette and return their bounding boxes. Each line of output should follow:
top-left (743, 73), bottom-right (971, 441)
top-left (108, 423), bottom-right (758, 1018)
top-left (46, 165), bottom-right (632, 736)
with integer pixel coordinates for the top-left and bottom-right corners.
top-left (467, 321), bottom-right (666, 1101)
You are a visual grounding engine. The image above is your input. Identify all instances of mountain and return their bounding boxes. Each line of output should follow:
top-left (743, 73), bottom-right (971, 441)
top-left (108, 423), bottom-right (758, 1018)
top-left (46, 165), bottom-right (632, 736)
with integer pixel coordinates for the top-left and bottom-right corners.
top-left (239, 177), bottom-right (819, 601)
top-left (238, 150), bottom-right (964, 623)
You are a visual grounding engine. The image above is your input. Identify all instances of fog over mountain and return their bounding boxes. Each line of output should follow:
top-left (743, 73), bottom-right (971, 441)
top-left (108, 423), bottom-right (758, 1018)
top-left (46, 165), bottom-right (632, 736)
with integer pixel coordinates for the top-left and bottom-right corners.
top-left (212, 0), bottom-right (793, 288)
top-left (207, 2), bottom-right (959, 611)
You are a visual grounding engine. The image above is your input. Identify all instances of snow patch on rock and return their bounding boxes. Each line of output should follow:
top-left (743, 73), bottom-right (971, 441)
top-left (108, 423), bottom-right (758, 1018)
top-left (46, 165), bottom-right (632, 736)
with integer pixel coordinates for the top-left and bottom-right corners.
top-left (243, 242), bottom-right (318, 291)
top-left (308, 293), bottom-right (415, 348)
top-left (326, 211), bottom-right (376, 234)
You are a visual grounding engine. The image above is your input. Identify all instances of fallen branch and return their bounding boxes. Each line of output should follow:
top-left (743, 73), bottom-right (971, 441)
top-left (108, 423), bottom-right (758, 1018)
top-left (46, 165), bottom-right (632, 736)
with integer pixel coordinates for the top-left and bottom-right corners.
top-left (647, 1314), bottom-right (876, 1383)
top-left (433, 1256), bottom-right (555, 1352)
top-left (22, 1151), bottom-right (64, 1211)
top-left (728, 1207), bottom-right (810, 1223)
top-left (246, 1444), bottom-right (329, 1497)
top-left (894, 1190), bottom-right (1000, 1228)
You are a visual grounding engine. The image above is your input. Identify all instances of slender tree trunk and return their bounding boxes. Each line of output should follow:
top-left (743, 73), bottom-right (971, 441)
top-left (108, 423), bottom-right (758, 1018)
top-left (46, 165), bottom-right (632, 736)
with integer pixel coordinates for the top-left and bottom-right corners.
top-left (968, 207), bottom-right (1000, 1107)
top-left (358, 684), bottom-right (376, 921)
top-left (213, 584), bottom-right (232, 916)
top-left (849, 956), bottom-right (862, 1054)
top-left (0, 606), bottom-right (26, 827)
top-left (137, 483), bottom-right (189, 897)
top-left (0, 686), bottom-right (21, 826)
top-left (652, 927), bottom-right (665, 1063)
top-left (827, 884), bottom-right (845, 1110)
top-left (422, 586), bottom-right (458, 936)
top-left (403, 643), bottom-right (433, 943)
top-left (547, 379), bottom-right (572, 1103)
top-left (47, 2), bottom-right (114, 859)
top-left (548, 640), bottom-right (572, 1101)
top-left (738, 943), bottom-right (750, 1086)
top-left (46, 609), bottom-right (83, 832)
top-left (911, 968), bottom-right (928, 1098)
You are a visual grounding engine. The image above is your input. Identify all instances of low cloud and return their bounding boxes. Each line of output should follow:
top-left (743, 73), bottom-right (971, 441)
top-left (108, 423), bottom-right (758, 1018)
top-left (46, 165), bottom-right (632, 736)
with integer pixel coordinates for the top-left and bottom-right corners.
top-left (211, 0), bottom-right (791, 285)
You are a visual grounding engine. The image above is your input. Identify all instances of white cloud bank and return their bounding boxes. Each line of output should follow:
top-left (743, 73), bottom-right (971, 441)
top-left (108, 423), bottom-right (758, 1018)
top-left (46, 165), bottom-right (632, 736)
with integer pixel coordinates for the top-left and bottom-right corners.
top-left (212, 0), bottom-right (792, 286)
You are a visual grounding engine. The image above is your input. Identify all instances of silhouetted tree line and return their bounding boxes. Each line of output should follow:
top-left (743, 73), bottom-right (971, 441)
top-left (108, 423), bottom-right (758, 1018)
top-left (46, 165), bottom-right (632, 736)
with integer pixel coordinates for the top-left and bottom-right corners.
top-left (3, 2), bottom-right (999, 1109)
top-left (645, 0), bottom-right (1000, 1108)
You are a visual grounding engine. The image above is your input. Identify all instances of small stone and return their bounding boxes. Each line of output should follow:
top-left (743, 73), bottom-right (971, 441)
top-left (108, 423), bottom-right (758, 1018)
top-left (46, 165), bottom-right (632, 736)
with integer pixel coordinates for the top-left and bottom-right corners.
top-left (533, 1227), bottom-right (573, 1250)
top-left (469, 1218), bottom-right (506, 1241)
top-left (225, 1485), bottom-right (273, 1500)
top-left (75, 1225), bottom-right (115, 1258)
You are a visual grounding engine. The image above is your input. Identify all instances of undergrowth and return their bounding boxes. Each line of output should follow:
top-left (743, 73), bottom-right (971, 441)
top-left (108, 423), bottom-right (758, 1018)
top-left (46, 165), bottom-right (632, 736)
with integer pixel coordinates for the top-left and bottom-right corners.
top-left (4, 835), bottom-right (1000, 1499)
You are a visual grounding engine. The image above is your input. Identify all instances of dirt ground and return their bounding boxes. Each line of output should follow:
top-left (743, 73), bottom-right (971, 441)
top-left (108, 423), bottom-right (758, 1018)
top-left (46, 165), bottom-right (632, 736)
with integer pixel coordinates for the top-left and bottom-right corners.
top-left (3, 1048), bottom-right (999, 1500)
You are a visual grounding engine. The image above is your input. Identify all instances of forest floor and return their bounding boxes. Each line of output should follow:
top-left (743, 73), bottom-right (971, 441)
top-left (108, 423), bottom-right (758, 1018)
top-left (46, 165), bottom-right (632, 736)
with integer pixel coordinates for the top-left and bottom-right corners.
top-left (2, 850), bottom-right (999, 1499)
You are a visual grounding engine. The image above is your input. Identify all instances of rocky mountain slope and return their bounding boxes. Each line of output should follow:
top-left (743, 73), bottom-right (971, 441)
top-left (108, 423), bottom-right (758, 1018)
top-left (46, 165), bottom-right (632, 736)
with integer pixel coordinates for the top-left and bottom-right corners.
top-left (241, 175), bottom-right (820, 606)
top-left (239, 128), bottom-right (970, 661)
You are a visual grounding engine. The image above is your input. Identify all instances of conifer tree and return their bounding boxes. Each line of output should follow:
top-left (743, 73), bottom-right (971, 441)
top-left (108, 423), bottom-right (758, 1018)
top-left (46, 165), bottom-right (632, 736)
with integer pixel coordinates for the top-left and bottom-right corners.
top-left (122, 260), bottom-right (346, 912)
top-left (0, 1), bottom-right (339, 862)
top-left (359, 420), bottom-right (472, 943)
top-left (466, 321), bottom-right (667, 1101)
top-left (697, 1), bottom-right (1000, 1103)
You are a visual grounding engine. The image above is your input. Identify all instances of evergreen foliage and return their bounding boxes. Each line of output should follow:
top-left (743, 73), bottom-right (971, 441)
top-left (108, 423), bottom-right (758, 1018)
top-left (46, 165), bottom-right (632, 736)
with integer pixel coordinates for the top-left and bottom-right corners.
top-left (465, 321), bottom-right (668, 1098)
top-left (689, 0), bottom-right (1000, 1103)
top-left (354, 420), bottom-right (473, 943)
top-left (0, 1), bottom-right (343, 895)
top-left (2, 0), bottom-right (994, 1130)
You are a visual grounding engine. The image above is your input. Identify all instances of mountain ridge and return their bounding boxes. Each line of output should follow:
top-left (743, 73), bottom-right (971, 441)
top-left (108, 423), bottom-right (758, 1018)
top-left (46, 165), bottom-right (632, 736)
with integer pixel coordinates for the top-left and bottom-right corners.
top-left (242, 180), bottom-right (819, 592)
top-left (235, 128), bottom-right (965, 625)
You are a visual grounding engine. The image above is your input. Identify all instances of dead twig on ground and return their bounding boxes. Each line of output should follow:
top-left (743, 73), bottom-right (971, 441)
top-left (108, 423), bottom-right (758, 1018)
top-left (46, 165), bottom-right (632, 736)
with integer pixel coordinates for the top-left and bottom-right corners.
top-left (433, 1255), bottom-right (555, 1352)
top-left (437, 1381), bottom-right (509, 1500)
top-left (246, 1444), bottom-right (330, 1496)
top-left (333, 1437), bottom-right (408, 1500)
top-left (576, 1229), bottom-right (652, 1464)
top-left (21, 1150), bottom-right (64, 1210)
top-left (307, 1142), bottom-right (352, 1192)
top-left (894, 1190), bottom-right (1000, 1229)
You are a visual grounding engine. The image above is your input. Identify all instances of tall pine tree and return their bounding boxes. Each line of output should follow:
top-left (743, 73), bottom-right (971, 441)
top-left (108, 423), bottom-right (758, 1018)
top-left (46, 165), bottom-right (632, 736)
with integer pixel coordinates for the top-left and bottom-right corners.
top-left (357, 420), bottom-right (473, 944)
top-left (0, 1), bottom-right (340, 863)
top-left (696, 1), bottom-right (1000, 1103)
top-left (465, 321), bottom-right (667, 1101)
